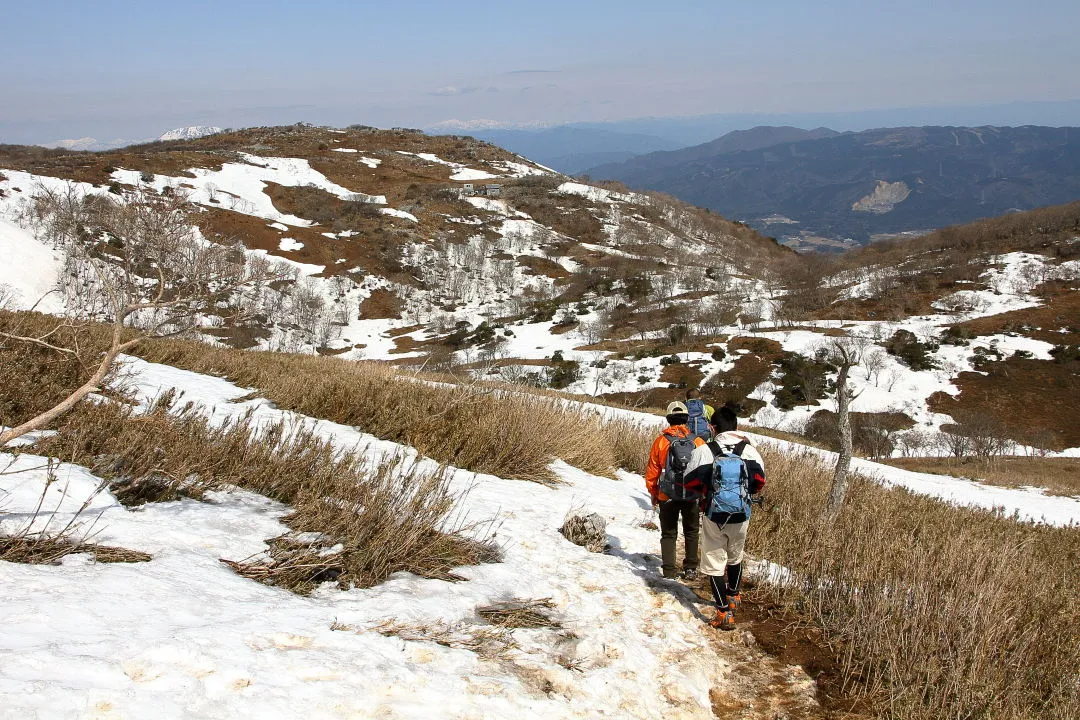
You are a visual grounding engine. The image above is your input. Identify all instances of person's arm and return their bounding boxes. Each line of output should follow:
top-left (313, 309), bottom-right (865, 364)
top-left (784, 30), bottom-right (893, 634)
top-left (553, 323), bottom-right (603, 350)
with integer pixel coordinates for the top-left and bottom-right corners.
top-left (684, 443), bottom-right (714, 498)
top-left (741, 443), bottom-right (766, 494)
top-left (644, 435), bottom-right (667, 504)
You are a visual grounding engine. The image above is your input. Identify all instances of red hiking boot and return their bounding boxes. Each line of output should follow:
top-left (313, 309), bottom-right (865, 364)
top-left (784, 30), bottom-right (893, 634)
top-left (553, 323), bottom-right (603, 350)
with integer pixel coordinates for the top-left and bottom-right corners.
top-left (709, 608), bottom-right (736, 631)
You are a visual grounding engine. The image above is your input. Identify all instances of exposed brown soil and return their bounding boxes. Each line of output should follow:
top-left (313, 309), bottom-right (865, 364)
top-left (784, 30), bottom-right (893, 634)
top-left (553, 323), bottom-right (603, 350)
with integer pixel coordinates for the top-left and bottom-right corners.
top-left (358, 289), bottom-right (404, 320)
top-left (517, 255), bottom-right (571, 279)
top-left (658, 361), bottom-right (705, 388)
top-left (202, 324), bottom-right (272, 350)
top-left (928, 357), bottom-right (1080, 450)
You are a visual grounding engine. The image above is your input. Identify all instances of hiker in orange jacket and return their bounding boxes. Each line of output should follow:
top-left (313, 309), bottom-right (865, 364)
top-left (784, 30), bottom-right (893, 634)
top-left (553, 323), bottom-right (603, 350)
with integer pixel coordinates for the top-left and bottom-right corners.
top-left (645, 401), bottom-right (708, 579)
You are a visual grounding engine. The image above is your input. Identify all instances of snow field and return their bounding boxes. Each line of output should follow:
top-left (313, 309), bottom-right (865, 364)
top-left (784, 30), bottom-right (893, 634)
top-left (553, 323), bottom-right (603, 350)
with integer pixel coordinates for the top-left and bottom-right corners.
top-left (110, 153), bottom-right (387, 229)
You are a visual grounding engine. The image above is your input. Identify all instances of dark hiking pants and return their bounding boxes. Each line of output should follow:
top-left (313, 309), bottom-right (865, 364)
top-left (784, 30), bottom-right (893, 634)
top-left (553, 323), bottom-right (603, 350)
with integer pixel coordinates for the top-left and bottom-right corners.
top-left (658, 499), bottom-right (700, 576)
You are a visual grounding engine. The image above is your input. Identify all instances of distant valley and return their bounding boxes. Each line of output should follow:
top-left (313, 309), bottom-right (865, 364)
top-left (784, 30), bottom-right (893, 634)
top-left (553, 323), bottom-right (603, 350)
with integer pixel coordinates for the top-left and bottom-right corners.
top-left (587, 125), bottom-right (1080, 249)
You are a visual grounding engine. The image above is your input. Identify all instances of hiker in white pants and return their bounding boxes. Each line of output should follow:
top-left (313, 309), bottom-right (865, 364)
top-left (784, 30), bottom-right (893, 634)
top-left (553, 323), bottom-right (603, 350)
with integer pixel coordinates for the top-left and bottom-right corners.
top-left (683, 406), bottom-right (766, 630)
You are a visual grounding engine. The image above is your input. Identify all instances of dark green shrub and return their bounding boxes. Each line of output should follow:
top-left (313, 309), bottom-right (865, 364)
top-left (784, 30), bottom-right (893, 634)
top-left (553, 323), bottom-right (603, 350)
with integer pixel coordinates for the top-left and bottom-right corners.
top-left (885, 330), bottom-right (938, 371)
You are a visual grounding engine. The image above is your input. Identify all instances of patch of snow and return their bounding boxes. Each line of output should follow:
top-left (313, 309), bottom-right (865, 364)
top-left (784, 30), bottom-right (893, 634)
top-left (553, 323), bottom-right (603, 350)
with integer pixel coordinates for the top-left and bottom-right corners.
top-left (557, 182), bottom-right (641, 204)
top-left (0, 218), bottom-right (64, 312)
top-left (247, 249), bottom-right (323, 276)
top-left (449, 168), bottom-right (497, 182)
top-left (380, 208), bottom-right (419, 223)
top-left (111, 153), bottom-right (386, 228)
top-left (278, 238), bottom-right (304, 252)
top-left (331, 148), bottom-right (358, 153)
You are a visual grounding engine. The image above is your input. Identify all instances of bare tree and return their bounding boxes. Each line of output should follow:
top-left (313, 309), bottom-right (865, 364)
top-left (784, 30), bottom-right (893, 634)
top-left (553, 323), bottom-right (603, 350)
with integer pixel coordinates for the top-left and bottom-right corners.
top-left (0, 186), bottom-right (281, 448)
top-left (824, 340), bottom-right (863, 518)
top-left (863, 347), bottom-right (887, 386)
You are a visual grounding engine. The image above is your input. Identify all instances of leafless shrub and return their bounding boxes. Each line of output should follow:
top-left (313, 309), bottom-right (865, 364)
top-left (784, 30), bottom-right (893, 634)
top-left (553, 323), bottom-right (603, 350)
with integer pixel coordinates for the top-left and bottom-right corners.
top-left (1, 186), bottom-right (282, 448)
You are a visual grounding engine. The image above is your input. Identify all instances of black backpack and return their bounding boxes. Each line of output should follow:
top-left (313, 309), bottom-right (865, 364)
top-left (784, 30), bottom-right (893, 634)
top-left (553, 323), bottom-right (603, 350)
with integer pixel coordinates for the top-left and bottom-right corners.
top-left (658, 434), bottom-right (704, 501)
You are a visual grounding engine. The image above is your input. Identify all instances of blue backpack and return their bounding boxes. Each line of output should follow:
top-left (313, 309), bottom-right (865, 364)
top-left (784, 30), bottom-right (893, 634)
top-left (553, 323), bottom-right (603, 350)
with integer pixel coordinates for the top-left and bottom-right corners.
top-left (706, 439), bottom-right (751, 521)
top-left (685, 398), bottom-right (712, 441)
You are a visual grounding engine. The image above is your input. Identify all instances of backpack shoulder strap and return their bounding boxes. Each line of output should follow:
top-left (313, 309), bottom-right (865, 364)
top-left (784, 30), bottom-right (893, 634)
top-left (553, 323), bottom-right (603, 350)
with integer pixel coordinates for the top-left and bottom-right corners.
top-left (731, 439), bottom-right (749, 456)
top-left (707, 440), bottom-right (723, 457)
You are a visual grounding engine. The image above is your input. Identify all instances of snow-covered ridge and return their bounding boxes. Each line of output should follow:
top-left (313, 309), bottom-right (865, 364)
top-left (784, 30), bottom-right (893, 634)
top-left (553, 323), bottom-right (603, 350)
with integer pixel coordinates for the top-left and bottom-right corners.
top-left (157, 126), bottom-right (223, 142)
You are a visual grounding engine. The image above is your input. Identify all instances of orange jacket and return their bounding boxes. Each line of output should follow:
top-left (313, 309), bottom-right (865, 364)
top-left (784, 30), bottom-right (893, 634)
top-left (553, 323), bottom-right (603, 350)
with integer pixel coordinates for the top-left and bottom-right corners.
top-left (644, 425), bottom-right (705, 503)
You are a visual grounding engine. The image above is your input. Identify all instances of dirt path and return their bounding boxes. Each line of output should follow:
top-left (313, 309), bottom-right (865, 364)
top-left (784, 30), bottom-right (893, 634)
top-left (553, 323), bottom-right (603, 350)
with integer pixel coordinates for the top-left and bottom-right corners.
top-left (678, 577), bottom-right (872, 720)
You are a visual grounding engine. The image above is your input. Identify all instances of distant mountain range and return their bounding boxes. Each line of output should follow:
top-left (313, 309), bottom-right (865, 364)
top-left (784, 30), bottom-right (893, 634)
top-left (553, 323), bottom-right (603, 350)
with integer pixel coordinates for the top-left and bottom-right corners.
top-left (586, 125), bottom-right (1080, 249)
top-left (39, 126), bottom-right (222, 152)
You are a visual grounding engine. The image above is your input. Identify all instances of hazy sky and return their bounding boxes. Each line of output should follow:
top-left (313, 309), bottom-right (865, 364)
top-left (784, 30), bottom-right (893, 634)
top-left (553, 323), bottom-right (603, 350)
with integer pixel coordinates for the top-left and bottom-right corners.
top-left (3, 0), bottom-right (1080, 144)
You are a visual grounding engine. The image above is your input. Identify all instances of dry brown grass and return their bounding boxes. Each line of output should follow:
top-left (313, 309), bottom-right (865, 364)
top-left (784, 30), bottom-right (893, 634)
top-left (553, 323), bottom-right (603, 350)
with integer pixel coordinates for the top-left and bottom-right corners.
top-left (883, 455), bottom-right (1080, 497)
top-left (137, 339), bottom-right (619, 484)
top-left (0, 536), bottom-right (151, 564)
top-left (749, 446), bottom-right (1080, 720)
top-left (32, 392), bottom-right (498, 593)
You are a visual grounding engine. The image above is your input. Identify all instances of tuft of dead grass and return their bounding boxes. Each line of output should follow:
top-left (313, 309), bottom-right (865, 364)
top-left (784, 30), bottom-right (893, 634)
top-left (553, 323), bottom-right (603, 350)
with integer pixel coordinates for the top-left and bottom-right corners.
top-left (370, 619), bottom-right (517, 660)
top-left (0, 535), bottom-right (151, 565)
top-left (559, 512), bottom-right (607, 553)
top-left (477, 598), bottom-right (561, 630)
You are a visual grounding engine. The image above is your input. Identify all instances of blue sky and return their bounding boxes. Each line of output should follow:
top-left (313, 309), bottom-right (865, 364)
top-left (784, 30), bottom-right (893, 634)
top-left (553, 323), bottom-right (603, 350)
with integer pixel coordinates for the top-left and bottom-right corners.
top-left (2, 0), bottom-right (1079, 144)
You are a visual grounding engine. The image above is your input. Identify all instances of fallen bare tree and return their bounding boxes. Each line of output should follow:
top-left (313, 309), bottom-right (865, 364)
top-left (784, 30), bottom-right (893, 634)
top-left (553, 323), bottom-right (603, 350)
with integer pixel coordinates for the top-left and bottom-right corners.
top-left (0, 185), bottom-right (281, 447)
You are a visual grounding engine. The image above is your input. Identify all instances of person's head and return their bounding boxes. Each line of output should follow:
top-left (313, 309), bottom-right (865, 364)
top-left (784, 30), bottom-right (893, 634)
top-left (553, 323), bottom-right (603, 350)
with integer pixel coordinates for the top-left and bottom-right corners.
top-left (685, 388), bottom-right (700, 401)
top-left (713, 406), bottom-right (739, 433)
top-left (665, 401), bottom-right (688, 427)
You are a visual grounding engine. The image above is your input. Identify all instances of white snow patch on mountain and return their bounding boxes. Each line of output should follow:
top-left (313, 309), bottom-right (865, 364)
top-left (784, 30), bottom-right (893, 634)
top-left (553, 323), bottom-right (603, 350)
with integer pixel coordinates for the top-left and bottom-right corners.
top-left (278, 238), bottom-right (304, 252)
top-left (111, 153), bottom-right (386, 227)
top-left (557, 182), bottom-right (641, 204)
top-left (381, 208), bottom-right (419, 222)
top-left (449, 167), bottom-right (497, 181)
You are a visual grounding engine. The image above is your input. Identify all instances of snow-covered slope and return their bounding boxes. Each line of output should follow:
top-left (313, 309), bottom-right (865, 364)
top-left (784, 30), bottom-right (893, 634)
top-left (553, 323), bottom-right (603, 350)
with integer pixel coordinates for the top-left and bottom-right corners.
top-left (0, 357), bottom-right (734, 719)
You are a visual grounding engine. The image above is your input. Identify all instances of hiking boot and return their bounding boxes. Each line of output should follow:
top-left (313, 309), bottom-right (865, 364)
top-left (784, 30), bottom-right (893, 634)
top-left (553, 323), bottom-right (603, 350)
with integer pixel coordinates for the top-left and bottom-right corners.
top-left (680, 568), bottom-right (698, 581)
top-left (726, 592), bottom-right (742, 611)
top-left (709, 608), bottom-right (736, 631)
top-left (662, 568), bottom-right (679, 580)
